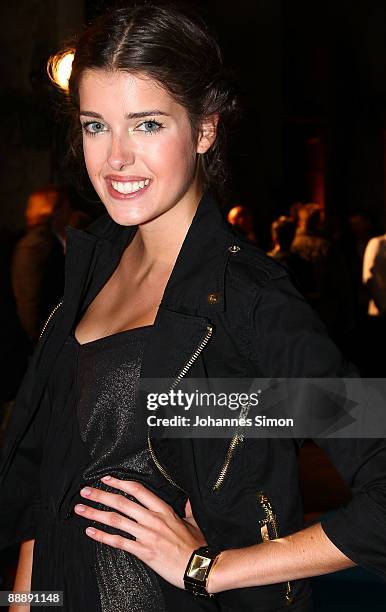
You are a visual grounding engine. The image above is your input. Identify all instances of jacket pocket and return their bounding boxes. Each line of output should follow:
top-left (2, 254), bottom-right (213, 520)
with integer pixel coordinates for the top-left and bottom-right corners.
top-left (257, 491), bottom-right (294, 606)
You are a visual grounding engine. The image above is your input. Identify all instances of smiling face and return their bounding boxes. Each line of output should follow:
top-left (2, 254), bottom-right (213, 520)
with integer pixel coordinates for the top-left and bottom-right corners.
top-left (78, 69), bottom-right (215, 226)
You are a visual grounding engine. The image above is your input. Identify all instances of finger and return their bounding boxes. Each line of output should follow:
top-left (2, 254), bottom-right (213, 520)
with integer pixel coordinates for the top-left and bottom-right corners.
top-left (184, 498), bottom-right (193, 519)
top-left (184, 515), bottom-right (201, 531)
top-left (74, 504), bottom-right (146, 540)
top-left (85, 526), bottom-right (144, 558)
top-left (79, 487), bottom-right (155, 526)
top-left (99, 477), bottom-right (174, 515)
top-left (184, 498), bottom-right (200, 529)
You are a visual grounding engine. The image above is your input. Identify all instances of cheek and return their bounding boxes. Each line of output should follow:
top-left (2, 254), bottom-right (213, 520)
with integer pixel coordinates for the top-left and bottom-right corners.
top-left (147, 134), bottom-right (196, 177)
top-left (83, 140), bottom-right (104, 179)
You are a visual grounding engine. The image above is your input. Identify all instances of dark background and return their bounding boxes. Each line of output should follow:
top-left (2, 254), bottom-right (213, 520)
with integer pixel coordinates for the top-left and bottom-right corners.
top-left (0, 0), bottom-right (385, 245)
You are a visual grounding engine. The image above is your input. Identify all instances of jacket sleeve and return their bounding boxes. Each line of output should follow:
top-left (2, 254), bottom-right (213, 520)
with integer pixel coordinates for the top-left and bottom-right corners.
top-left (251, 272), bottom-right (386, 580)
top-left (0, 382), bottom-right (51, 551)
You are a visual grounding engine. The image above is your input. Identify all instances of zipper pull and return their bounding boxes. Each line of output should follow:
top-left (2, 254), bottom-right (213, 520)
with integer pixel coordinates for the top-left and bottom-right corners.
top-left (260, 524), bottom-right (270, 541)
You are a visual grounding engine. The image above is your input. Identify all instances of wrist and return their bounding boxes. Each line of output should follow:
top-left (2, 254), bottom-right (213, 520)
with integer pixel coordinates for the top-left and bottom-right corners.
top-left (206, 548), bottom-right (232, 594)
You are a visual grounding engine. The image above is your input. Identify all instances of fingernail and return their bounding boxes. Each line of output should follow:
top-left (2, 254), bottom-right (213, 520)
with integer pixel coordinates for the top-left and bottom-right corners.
top-left (101, 475), bottom-right (111, 481)
top-left (75, 504), bottom-right (86, 512)
top-left (86, 527), bottom-right (96, 535)
top-left (80, 487), bottom-right (92, 496)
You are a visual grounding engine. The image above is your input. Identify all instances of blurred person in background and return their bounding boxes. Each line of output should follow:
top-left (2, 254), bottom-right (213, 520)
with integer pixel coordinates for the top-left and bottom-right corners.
top-left (288, 201), bottom-right (305, 227)
top-left (267, 215), bottom-right (311, 294)
top-left (0, 229), bottom-right (30, 434)
top-left (11, 185), bottom-right (89, 344)
top-left (360, 233), bottom-right (386, 376)
top-left (290, 203), bottom-right (355, 344)
top-left (346, 211), bottom-right (375, 318)
top-left (227, 204), bottom-right (257, 243)
top-left (24, 186), bottom-right (59, 230)
top-left (267, 215), bottom-right (296, 262)
top-left (363, 233), bottom-right (386, 317)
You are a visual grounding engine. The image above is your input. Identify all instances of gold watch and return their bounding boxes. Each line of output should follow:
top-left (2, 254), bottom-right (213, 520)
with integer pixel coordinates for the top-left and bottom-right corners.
top-left (183, 546), bottom-right (221, 597)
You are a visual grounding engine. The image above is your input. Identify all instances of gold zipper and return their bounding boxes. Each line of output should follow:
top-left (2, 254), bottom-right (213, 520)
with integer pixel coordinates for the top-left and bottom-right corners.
top-left (212, 396), bottom-right (252, 491)
top-left (147, 324), bottom-right (214, 490)
top-left (169, 325), bottom-right (214, 390)
top-left (39, 300), bottom-right (63, 339)
top-left (212, 433), bottom-right (244, 491)
top-left (147, 431), bottom-right (187, 493)
top-left (258, 492), bottom-right (293, 606)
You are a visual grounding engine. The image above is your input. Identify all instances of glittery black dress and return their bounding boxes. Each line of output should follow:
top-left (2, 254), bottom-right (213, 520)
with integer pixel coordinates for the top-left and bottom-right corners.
top-left (78, 326), bottom-right (167, 611)
top-left (30, 326), bottom-right (185, 611)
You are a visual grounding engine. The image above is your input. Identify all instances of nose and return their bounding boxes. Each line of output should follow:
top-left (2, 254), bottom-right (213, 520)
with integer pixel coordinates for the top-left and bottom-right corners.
top-left (107, 134), bottom-right (135, 171)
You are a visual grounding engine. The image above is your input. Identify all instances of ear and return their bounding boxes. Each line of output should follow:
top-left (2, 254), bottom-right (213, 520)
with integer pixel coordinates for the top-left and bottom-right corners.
top-left (196, 114), bottom-right (219, 154)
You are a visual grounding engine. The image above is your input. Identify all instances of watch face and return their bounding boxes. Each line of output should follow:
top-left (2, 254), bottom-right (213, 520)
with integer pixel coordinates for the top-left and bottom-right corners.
top-left (189, 554), bottom-right (211, 582)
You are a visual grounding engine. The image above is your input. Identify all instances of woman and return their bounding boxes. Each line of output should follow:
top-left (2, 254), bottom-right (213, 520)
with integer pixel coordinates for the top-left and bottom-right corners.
top-left (1, 4), bottom-right (386, 612)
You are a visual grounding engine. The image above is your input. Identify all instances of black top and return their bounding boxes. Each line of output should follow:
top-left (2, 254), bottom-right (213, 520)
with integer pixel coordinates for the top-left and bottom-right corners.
top-left (32, 325), bottom-right (169, 611)
top-left (75, 327), bottom-right (168, 612)
top-left (30, 320), bottom-right (216, 612)
top-left (31, 326), bottom-right (219, 612)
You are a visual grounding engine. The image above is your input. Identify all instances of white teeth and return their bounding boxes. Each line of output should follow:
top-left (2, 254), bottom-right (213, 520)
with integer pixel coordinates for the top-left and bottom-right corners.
top-left (111, 179), bottom-right (150, 194)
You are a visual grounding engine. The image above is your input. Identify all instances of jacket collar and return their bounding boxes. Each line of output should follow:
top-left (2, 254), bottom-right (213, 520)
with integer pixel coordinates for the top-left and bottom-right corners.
top-left (161, 190), bottom-right (234, 315)
top-left (67, 189), bottom-right (236, 316)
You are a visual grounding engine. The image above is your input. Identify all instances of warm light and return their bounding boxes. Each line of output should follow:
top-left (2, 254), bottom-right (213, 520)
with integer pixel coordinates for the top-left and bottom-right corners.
top-left (227, 205), bottom-right (243, 225)
top-left (47, 49), bottom-right (75, 91)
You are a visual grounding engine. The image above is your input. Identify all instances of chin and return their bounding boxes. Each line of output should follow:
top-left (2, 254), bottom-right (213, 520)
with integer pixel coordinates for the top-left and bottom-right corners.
top-left (107, 211), bottom-right (141, 226)
top-left (110, 207), bottom-right (163, 227)
top-left (102, 200), bottom-right (146, 226)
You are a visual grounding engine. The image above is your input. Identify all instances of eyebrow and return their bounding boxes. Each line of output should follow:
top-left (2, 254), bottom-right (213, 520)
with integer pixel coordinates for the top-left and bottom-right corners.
top-left (79, 110), bottom-right (171, 119)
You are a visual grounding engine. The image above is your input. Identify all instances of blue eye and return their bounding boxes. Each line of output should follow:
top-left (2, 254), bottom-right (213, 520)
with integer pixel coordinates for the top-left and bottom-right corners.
top-left (137, 120), bottom-right (164, 135)
top-left (81, 121), bottom-right (107, 136)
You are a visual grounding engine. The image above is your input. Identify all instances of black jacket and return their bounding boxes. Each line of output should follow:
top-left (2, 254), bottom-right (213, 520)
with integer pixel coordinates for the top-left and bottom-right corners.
top-left (1, 191), bottom-right (386, 611)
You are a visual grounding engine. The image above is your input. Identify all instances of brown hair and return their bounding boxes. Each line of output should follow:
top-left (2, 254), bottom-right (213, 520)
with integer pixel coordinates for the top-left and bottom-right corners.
top-left (65, 2), bottom-right (238, 198)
